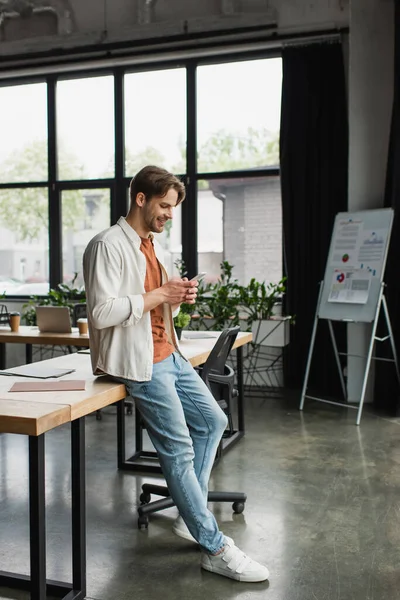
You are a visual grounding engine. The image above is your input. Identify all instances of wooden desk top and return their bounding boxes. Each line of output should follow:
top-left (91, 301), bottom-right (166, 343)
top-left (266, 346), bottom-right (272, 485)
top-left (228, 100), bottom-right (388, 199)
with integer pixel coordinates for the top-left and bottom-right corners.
top-left (0, 325), bottom-right (90, 347)
top-left (0, 330), bottom-right (252, 435)
top-left (0, 399), bottom-right (70, 436)
top-left (0, 353), bottom-right (126, 422)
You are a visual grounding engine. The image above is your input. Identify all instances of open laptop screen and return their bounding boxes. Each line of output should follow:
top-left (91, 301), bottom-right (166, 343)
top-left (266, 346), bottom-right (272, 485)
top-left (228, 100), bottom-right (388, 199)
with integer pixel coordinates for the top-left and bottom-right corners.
top-left (35, 306), bottom-right (72, 334)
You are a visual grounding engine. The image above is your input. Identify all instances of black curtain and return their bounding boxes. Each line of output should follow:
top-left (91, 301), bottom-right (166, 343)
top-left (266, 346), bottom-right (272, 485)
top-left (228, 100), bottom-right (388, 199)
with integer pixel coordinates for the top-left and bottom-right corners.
top-left (374, 1), bottom-right (400, 414)
top-left (280, 42), bottom-right (348, 394)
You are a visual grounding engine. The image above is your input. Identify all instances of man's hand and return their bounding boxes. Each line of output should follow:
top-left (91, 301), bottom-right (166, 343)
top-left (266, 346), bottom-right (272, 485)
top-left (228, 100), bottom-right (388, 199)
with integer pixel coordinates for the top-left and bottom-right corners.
top-left (161, 277), bottom-right (198, 306)
top-left (142, 277), bottom-right (199, 314)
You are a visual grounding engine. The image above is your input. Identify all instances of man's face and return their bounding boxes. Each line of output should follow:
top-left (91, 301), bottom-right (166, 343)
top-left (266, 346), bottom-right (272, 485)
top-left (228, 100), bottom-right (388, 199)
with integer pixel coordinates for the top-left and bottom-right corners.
top-left (141, 188), bottom-right (178, 234)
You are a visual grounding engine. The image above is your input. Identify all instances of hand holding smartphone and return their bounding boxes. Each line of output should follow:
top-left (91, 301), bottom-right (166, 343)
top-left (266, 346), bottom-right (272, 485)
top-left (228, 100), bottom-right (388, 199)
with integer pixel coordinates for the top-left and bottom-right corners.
top-left (190, 272), bottom-right (206, 282)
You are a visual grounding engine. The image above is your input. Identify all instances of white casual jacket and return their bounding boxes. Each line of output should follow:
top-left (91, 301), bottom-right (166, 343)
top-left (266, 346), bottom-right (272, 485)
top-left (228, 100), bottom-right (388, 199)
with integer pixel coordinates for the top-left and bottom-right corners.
top-left (83, 216), bottom-right (180, 381)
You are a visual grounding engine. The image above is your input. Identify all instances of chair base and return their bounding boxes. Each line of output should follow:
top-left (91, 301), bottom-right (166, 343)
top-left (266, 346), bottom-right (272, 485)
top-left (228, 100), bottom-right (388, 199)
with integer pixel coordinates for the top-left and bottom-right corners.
top-left (137, 483), bottom-right (246, 529)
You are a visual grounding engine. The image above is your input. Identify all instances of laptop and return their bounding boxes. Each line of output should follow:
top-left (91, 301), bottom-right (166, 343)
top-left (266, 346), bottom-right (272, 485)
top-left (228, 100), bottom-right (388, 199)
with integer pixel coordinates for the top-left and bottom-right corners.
top-left (36, 306), bottom-right (72, 334)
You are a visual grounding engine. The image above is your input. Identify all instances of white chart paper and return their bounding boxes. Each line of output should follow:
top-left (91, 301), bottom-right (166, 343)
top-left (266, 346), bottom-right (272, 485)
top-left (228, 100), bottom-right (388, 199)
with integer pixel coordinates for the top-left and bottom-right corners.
top-left (330, 220), bottom-right (363, 268)
top-left (328, 268), bottom-right (372, 304)
top-left (357, 229), bottom-right (388, 273)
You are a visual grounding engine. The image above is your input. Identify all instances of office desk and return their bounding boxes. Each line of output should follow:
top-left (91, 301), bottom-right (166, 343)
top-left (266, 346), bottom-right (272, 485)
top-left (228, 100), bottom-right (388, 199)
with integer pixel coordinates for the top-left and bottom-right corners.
top-left (0, 355), bottom-right (126, 600)
top-left (0, 332), bottom-right (251, 598)
top-left (119, 331), bottom-right (252, 473)
top-left (0, 326), bottom-right (90, 369)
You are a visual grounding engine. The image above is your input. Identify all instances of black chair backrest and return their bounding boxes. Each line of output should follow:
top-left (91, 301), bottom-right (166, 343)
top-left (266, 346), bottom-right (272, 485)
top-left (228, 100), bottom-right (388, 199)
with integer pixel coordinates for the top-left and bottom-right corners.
top-left (73, 303), bottom-right (87, 326)
top-left (200, 326), bottom-right (240, 385)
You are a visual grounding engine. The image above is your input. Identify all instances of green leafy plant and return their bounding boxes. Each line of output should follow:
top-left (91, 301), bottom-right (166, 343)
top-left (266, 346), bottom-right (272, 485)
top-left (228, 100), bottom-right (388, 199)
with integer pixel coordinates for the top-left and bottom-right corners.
top-left (175, 259), bottom-right (242, 331)
top-left (197, 261), bottom-right (242, 330)
top-left (173, 312), bottom-right (191, 329)
top-left (22, 273), bottom-right (86, 325)
top-left (173, 258), bottom-right (203, 319)
top-left (238, 277), bottom-right (287, 327)
top-left (173, 259), bottom-right (288, 333)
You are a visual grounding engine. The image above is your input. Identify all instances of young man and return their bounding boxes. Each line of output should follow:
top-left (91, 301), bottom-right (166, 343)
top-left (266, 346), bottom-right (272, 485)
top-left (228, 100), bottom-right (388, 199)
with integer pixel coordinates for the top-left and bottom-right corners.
top-left (83, 165), bottom-right (269, 582)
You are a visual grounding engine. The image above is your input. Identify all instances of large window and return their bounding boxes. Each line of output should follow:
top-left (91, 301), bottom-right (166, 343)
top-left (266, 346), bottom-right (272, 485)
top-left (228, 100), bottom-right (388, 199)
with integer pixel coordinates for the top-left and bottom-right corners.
top-left (0, 188), bottom-right (49, 296)
top-left (196, 58), bottom-right (282, 284)
top-left (197, 58), bottom-right (281, 173)
top-left (61, 189), bottom-right (111, 287)
top-left (57, 76), bottom-right (115, 180)
top-left (0, 54), bottom-right (282, 297)
top-left (124, 68), bottom-right (186, 175)
top-left (0, 82), bottom-right (49, 296)
top-left (0, 82), bottom-right (47, 184)
top-left (197, 181), bottom-right (223, 283)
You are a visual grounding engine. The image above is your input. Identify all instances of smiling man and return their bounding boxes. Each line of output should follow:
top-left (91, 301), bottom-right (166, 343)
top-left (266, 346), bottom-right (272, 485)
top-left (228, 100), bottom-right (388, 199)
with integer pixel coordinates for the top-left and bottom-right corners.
top-left (82, 165), bottom-right (269, 583)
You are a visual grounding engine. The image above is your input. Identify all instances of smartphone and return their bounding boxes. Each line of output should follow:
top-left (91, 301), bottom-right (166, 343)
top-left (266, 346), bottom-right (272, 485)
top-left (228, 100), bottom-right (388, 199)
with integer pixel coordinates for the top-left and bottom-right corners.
top-left (190, 272), bottom-right (206, 282)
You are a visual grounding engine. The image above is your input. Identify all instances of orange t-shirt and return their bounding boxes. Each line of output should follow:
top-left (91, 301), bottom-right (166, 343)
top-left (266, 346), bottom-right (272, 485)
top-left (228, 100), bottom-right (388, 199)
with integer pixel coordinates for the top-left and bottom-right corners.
top-left (140, 237), bottom-right (173, 364)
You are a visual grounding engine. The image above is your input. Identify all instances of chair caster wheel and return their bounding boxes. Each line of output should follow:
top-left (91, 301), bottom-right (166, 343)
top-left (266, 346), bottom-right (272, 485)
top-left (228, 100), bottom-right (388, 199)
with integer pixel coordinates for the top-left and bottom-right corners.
top-left (140, 492), bottom-right (151, 504)
top-left (138, 515), bottom-right (149, 529)
top-left (232, 501), bottom-right (245, 514)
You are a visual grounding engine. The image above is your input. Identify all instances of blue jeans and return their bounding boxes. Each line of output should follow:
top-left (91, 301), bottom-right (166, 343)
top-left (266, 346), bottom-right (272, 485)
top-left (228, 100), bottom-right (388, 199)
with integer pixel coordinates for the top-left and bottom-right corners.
top-left (116, 352), bottom-right (228, 554)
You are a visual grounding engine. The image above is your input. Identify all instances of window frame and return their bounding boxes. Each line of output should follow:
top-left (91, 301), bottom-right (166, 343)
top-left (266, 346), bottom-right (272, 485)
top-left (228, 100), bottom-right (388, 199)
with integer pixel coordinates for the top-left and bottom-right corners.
top-left (0, 48), bottom-right (281, 299)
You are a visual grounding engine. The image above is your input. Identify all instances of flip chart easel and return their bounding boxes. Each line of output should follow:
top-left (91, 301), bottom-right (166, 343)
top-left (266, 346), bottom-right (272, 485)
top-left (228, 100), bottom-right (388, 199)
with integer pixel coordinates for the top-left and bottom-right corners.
top-left (299, 208), bottom-right (399, 425)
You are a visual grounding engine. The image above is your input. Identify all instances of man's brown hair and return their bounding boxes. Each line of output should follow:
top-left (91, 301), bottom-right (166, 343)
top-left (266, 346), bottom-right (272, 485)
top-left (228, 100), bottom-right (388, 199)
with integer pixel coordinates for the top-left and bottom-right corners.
top-left (129, 165), bottom-right (186, 206)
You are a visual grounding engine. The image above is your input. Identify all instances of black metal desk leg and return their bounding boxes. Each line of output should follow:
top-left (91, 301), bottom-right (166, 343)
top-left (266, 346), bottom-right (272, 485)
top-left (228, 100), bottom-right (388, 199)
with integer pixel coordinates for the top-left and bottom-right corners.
top-left (117, 400), bottom-right (126, 469)
top-left (236, 346), bottom-right (245, 433)
top-left (26, 343), bottom-right (33, 364)
top-left (0, 342), bottom-right (6, 370)
top-left (71, 418), bottom-right (86, 599)
top-left (135, 406), bottom-right (143, 453)
top-left (117, 398), bottom-right (160, 473)
top-left (29, 435), bottom-right (46, 600)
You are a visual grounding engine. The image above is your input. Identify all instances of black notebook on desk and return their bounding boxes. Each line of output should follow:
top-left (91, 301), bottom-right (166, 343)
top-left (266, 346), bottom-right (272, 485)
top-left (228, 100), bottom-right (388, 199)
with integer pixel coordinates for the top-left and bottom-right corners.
top-left (0, 365), bottom-right (76, 379)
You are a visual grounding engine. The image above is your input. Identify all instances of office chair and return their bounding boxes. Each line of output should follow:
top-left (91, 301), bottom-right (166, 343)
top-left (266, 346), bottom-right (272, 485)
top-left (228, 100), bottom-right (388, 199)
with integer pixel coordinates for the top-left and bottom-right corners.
top-left (137, 326), bottom-right (247, 529)
top-left (72, 302), bottom-right (87, 326)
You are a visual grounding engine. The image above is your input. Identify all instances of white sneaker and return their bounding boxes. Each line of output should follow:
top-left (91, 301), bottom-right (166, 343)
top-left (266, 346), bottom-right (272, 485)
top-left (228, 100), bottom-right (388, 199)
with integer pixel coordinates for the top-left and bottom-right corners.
top-left (201, 537), bottom-right (269, 582)
top-left (172, 516), bottom-right (197, 543)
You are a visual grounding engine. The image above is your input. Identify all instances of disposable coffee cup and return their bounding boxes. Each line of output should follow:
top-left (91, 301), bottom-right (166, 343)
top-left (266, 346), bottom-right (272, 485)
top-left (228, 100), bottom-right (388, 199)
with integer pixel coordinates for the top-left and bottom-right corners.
top-left (77, 317), bottom-right (88, 335)
top-left (9, 311), bottom-right (21, 332)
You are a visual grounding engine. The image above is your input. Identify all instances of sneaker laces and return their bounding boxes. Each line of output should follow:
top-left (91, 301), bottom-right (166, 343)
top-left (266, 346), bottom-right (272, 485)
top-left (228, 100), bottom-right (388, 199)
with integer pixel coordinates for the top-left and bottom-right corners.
top-left (222, 545), bottom-right (252, 574)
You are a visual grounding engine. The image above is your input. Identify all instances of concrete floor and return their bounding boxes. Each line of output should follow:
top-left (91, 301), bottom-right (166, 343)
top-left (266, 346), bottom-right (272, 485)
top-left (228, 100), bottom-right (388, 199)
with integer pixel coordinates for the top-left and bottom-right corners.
top-left (1, 392), bottom-right (400, 600)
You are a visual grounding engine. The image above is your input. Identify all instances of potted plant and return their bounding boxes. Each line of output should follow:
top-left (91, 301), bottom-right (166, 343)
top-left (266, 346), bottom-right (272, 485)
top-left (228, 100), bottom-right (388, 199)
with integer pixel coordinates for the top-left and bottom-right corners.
top-left (239, 277), bottom-right (290, 347)
top-left (184, 261), bottom-right (242, 332)
top-left (173, 259), bottom-right (290, 343)
top-left (173, 311), bottom-right (191, 340)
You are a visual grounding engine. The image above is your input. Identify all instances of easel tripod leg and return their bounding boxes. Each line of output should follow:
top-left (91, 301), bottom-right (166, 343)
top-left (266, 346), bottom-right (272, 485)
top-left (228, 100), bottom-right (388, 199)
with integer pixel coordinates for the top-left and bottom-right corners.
top-left (328, 320), bottom-right (347, 400)
top-left (356, 289), bottom-right (384, 426)
top-left (382, 295), bottom-right (400, 385)
top-left (300, 283), bottom-right (324, 410)
top-left (300, 315), bottom-right (319, 410)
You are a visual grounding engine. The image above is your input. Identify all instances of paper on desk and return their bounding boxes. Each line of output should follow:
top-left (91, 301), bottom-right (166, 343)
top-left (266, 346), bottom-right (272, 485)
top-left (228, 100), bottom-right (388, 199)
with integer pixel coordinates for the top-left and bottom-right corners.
top-left (0, 365), bottom-right (76, 379)
top-left (182, 332), bottom-right (219, 339)
top-left (9, 380), bottom-right (86, 392)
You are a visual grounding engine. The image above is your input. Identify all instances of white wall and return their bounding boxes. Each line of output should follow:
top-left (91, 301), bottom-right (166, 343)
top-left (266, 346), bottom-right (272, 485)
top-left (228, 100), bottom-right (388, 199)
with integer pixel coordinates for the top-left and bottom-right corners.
top-left (347, 0), bottom-right (394, 403)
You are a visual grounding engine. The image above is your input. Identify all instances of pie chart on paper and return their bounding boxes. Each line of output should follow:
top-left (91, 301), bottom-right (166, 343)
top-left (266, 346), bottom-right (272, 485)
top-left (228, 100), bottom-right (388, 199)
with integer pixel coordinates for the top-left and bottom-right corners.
top-left (337, 272), bottom-right (345, 283)
top-left (342, 253), bottom-right (349, 263)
